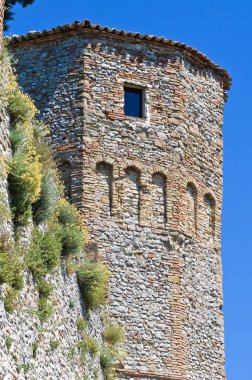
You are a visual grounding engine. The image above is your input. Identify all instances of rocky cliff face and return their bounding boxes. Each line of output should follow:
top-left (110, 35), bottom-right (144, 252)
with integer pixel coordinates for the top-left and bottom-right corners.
top-left (0, 65), bottom-right (107, 380)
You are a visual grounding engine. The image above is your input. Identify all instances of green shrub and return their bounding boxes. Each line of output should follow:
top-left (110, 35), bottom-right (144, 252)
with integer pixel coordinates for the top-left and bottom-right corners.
top-left (16, 362), bottom-right (33, 374)
top-left (56, 199), bottom-right (82, 226)
top-left (76, 318), bottom-right (87, 333)
top-left (103, 323), bottom-right (125, 347)
top-left (76, 261), bottom-right (109, 310)
top-left (8, 126), bottom-right (42, 225)
top-left (49, 340), bottom-right (59, 352)
top-left (69, 299), bottom-right (75, 309)
top-left (61, 224), bottom-right (85, 257)
top-left (32, 121), bottom-right (50, 141)
top-left (79, 336), bottom-right (99, 358)
top-left (37, 298), bottom-right (53, 323)
top-left (36, 278), bottom-right (53, 299)
top-left (0, 251), bottom-right (23, 290)
top-left (68, 347), bottom-right (76, 360)
top-left (2, 44), bottom-right (12, 66)
top-left (7, 88), bottom-right (37, 124)
top-left (32, 340), bottom-right (39, 358)
top-left (5, 335), bottom-right (12, 352)
top-left (4, 286), bottom-right (19, 313)
top-left (100, 348), bottom-right (117, 380)
top-left (0, 249), bottom-right (23, 313)
top-left (26, 228), bottom-right (61, 278)
top-left (52, 199), bottom-right (85, 258)
top-left (33, 171), bottom-right (59, 224)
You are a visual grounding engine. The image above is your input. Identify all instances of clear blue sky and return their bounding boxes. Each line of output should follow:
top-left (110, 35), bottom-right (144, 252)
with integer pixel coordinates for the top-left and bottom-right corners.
top-left (5, 1), bottom-right (252, 378)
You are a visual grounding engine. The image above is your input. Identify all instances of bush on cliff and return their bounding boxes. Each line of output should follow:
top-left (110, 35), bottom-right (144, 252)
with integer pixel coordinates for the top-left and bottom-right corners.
top-left (8, 124), bottom-right (42, 224)
top-left (76, 261), bottom-right (109, 310)
top-left (55, 199), bottom-right (86, 258)
top-left (100, 347), bottom-right (117, 380)
top-left (103, 323), bottom-right (125, 347)
top-left (26, 227), bottom-right (61, 278)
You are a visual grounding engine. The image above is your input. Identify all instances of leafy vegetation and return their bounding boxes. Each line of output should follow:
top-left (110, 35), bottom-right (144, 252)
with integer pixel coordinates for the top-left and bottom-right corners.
top-left (100, 348), bottom-right (117, 380)
top-left (7, 86), bottom-right (37, 123)
top-left (56, 199), bottom-right (82, 226)
top-left (35, 277), bottom-right (53, 299)
top-left (32, 171), bottom-right (60, 225)
top-left (8, 124), bottom-right (42, 224)
top-left (0, 250), bottom-right (23, 290)
top-left (76, 317), bottom-right (87, 333)
top-left (0, 250), bottom-right (23, 312)
top-left (69, 299), bottom-right (75, 309)
top-left (103, 323), bottom-right (125, 347)
top-left (32, 340), bottom-right (39, 358)
top-left (49, 340), bottom-right (59, 352)
top-left (5, 335), bottom-right (12, 352)
top-left (76, 261), bottom-right (109, 310)
top-left (79, 336), bottom-right (99, 363)
top-left (4, 286), bottom-right (19, 313)
top-left (37, 297), bottom-right (53, 323)
top-left (26, 227), bottom-right (61, 278)
top-left (55, 199), bottom-right (85, 258)
top-left (60, 224), bottom-right (85, 257)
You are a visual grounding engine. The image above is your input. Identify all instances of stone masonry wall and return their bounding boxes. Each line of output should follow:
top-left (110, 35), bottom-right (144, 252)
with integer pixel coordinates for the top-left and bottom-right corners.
top-left (10, 28), bottom-right (227, 380)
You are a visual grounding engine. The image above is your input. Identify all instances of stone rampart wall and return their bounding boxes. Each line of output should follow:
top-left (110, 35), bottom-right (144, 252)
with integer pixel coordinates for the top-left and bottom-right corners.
top-left (10, 30), bottom-right (226, 380)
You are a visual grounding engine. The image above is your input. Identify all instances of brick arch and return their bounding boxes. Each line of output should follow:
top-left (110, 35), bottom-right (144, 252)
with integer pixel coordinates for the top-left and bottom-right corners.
top-left (56, 152), bottom-right (75, 164)
top-left (202, 186), bottom-right (217, 201)
top-left (203, 191), bottom-right (216, 239)
top-left (187, 181), bottom-right (197, 193)
top-left (150, 165), bottom-right (169, 178)
top-left (57, 159), bottom-right (72, 200)
top-left (186, 181), bottom-right (198, 236)
top-left (151, 171), bottom-right (167, 226)
top-left (95, 161), bottom-right (113, 217)
top-left (91, 155), bottom-right (119, 175)
top-left (120, 159), bottom-right (144, 175)
top-left (184, 175), bottom-right (199, 191)
top-left (203, 191), bottom-right (216, 209)
top-left (123, 165), bottom-right (141, 224)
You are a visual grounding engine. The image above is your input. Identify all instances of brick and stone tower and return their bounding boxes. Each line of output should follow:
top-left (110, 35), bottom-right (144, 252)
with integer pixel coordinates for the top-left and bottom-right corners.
top-left (9, 21), bottom-right (231, 380)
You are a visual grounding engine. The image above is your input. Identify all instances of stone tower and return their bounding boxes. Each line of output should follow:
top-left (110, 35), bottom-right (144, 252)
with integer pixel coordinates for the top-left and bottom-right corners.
top-left (9, 20), bottom-right (231, 380)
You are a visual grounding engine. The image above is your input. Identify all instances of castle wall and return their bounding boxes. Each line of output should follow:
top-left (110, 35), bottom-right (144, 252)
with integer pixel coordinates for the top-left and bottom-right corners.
top-left (10, 31), bottom-right (226, 380)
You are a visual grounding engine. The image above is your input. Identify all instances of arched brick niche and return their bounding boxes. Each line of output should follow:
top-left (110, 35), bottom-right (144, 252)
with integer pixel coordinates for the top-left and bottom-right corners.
top-left (96, 161), bottom-right (113, 217)
top-left (152, 172), bottom-right (167, 227)
top-left (123, 166), bottom-right (141, 224)
top-left (203, 193), bottom-right (216, 239)
top-left (186, 182), bottom-right (197, 236)
top-left (58, 160), bottom-right (72, 200)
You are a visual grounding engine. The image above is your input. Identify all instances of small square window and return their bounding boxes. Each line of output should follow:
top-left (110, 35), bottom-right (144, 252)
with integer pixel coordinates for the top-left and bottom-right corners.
top-left (124, 86), bottom-right (144, 118)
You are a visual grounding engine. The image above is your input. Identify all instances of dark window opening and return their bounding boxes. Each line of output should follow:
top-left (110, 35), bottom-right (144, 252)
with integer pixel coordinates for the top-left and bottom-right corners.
top-left (124, 86), bottom-right (144, 118)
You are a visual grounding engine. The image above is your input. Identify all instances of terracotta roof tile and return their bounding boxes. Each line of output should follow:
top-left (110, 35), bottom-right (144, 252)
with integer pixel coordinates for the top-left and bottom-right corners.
top-left (8, 19), bottom-right (231, 90)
